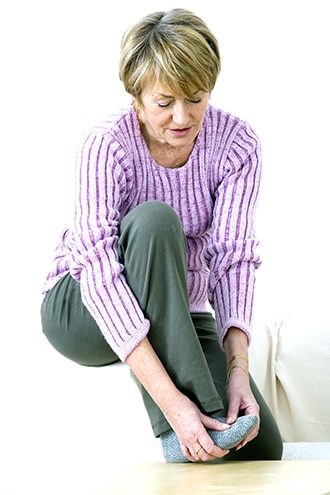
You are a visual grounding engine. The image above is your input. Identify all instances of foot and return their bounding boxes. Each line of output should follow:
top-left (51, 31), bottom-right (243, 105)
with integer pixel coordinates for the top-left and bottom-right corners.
top-left (161, 414), bottom-right (258, 463)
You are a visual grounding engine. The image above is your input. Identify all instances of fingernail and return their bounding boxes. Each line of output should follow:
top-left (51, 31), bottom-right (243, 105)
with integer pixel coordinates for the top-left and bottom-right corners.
top-left (236, 441), bottom-right (247, 451)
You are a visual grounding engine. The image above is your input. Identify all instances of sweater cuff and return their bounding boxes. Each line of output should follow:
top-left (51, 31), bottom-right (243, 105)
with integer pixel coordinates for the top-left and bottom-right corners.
top-left (220, 318), bottom-right (252, 349)
top-left (106, 319), bottom-right (150, 362)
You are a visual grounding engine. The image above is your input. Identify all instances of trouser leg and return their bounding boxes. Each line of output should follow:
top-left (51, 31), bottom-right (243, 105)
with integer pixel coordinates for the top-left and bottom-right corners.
top-left (193, 312), bottom-right (283, 460)
top-left (41, 199), bottom-right (282, 458)
top-left (118, 201), bottom-right (224, 436)
top-left (41, 272), bottom-right (119, 366)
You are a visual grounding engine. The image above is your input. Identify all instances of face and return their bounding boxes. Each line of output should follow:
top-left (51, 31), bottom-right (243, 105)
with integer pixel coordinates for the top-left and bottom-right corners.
top-left (136, 83), bottom-right (209, 149)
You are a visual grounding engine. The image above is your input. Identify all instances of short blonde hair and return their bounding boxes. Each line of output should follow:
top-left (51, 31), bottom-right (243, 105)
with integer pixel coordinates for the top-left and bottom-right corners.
top-left (119, 9), bottom-right (220, 101)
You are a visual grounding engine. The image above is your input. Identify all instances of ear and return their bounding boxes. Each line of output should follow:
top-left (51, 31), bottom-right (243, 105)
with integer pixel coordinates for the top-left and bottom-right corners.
top-left (132, 96), bottom-right (142, 115)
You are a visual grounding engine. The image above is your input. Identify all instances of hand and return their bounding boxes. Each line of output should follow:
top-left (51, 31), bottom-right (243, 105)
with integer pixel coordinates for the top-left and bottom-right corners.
top-left (225, 367), bottom-right (260, 450)
top-left (126, 338), bottom-right (230, 462)
top-left (164, 394), bottom-right (230, 462)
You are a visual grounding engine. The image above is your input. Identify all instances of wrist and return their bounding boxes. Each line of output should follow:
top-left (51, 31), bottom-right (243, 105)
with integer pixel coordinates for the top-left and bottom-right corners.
top-left (223, 328), bottom-right (249, 385)
top-left (223, 327), bottom-right (248, 354)
top-left (223, 327), bottom-right (249, 368)
top-left (226, 362), bottom-right (249, 385)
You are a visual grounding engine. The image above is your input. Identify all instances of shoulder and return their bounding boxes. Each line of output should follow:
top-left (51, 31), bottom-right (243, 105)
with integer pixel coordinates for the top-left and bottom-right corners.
top-left (76, 106), bottom-right (144, 167)
top-left (202, 105), bottom-right (261, 161)
top-left (76, 106), bottom-right (140, 154)
top-left (88, 106), bottom-right (140, 143)
top-left (204, 105), bottom-right (259, 143)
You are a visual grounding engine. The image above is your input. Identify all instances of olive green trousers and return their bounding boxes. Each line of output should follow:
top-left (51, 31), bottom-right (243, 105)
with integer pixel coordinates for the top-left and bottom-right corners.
top-left (41, 201), bottom-right (283, 460)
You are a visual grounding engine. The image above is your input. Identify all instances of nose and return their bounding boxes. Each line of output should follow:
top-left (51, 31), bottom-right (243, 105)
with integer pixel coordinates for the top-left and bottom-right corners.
top-left (172, 103), bottom-right (190, 126)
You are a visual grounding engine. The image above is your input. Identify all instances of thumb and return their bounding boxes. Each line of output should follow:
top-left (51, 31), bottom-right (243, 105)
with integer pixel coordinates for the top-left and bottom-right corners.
top-left (226, 403), bottom-right (240, 425)
top-left (201, 414), bottom-right (231, 431)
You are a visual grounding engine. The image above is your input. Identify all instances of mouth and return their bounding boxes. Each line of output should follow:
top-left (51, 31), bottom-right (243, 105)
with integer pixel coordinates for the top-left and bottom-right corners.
top-left (169, 127), bottom-right (192, 137)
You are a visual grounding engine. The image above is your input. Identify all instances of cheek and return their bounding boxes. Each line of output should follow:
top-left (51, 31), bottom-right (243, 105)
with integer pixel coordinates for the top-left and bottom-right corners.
top-left (195, 107), bottom-right (208, 125)
top-left (193, 111), bottom-right (204, 126)
top-left (151, 115), bottom-right (169, 131)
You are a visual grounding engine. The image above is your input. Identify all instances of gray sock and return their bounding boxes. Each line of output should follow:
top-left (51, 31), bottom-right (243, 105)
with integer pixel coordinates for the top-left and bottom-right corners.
top-left (161, 414), bottom-right (258, 463)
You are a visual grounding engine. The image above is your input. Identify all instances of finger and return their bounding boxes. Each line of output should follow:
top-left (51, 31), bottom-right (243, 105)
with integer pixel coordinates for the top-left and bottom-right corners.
top-left (235, 422), bottom-right (260, 450)
top-left (192, 447), bottom-right (212, 462)
top-left (197, 431), bottom-right (230, 459)
top-left (183, 445), bottom-right (206, 463)
top-left (191, 445), bottom-right (203, 462)
top-left (181, 445), bottom-right (195, 462)
top-left (226, 405), bottom-right (240, 425)
top-left (191, 445), bottom-right (229, 463)
top-left (226, 402), bottom-right (241, 425)
top-left (193, 445), bottom-right (203, 456)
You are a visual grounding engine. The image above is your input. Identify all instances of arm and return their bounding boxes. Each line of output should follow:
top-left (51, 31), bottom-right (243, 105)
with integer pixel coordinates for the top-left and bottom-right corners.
top-left (70, 129), bottom-right (150, 362)
top-left (206, 120), bottom-right (262, 347)
top-left (206, 120), bottom-right (262, 447)
top-left (223, 327), bottom-right (260, 449)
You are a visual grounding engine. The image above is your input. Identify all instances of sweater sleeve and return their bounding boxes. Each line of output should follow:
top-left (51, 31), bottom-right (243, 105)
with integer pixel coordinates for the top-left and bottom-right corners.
top-left (205, 121), bottom-right (262, 347)
top-left (68, 129), bottom-right (150, 362)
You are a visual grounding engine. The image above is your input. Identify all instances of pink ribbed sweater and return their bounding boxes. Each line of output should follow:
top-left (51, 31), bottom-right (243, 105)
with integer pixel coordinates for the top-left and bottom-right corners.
top-left (42, 104), bottom-right (262, 361)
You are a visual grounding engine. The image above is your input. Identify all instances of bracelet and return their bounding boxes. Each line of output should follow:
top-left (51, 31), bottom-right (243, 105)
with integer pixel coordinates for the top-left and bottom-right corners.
top-left (226, 365), bottom-right (249, 385)
top-left (226, 354), bottom-right (248, 372)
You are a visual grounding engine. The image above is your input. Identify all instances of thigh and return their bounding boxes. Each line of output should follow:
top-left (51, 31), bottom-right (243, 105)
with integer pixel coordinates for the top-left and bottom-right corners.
top-left (41, 273), bottom-right (119, 366)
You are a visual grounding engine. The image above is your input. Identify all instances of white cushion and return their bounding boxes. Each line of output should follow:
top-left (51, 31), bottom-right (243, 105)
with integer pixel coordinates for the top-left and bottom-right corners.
top-left (250, 310), bottom-right (330, 441)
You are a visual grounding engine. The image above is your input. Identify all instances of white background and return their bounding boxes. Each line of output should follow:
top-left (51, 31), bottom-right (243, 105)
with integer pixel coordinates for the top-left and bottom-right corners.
top-left (0, 1), bottom-right (329, 493)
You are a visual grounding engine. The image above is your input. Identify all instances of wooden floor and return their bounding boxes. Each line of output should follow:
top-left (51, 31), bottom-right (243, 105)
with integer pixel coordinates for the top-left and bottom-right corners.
top-left (107, 461), bottom-right (330, 495)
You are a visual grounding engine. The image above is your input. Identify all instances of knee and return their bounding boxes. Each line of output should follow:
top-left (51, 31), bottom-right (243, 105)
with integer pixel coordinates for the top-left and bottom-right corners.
top-left (121, 201), bottom-right (183, 239)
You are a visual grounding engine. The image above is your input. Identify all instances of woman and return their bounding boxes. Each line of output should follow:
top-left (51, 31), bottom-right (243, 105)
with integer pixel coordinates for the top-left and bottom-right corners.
top-left (41, 9), bottom-right (283, 463)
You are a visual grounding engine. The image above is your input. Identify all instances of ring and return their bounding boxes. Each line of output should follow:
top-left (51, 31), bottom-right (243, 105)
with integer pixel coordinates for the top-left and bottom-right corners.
top-left (194, 446), bottom-right (202, 455)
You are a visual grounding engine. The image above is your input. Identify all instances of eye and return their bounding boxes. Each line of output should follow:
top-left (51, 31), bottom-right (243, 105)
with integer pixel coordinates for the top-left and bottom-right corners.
top-left (188, 98), bottom-right (202, 104)
top-left (157, 102), bottom-right (171, 108)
